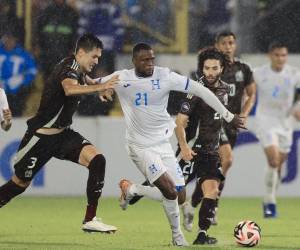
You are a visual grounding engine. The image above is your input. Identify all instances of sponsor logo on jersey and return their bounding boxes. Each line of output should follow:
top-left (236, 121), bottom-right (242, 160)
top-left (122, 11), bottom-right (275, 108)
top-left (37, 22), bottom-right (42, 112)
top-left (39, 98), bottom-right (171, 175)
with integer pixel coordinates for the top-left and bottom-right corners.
top-left (235, 70), bottom-right (244, 82)
top-left (123, 83), bottom-right (131, 88)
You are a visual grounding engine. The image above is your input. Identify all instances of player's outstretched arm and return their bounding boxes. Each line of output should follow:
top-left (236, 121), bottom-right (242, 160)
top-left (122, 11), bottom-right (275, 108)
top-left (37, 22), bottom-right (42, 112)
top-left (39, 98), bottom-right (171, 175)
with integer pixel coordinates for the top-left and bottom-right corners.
top-left (61, 75), bottom-right (119, 96)
top-left (187, 80), bottom-right (234, 123)
top-left (1, 109), bottom-right (12, 131)
top-left (175, 113), bottom-right (197, 161)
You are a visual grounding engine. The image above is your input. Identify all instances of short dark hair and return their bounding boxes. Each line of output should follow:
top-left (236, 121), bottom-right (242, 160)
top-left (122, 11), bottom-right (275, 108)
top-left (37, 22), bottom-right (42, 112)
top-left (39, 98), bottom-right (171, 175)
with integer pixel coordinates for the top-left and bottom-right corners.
top-left (132, 43), bottom-right (152, 57)
top-left (215, 31), bottom-right (236, 43)
top-left (197, 47), bottom-right (229, 73)
top-left (268, 41), bottom-right (288, 52)
top-left (75, 33), bottom-right (103, 53)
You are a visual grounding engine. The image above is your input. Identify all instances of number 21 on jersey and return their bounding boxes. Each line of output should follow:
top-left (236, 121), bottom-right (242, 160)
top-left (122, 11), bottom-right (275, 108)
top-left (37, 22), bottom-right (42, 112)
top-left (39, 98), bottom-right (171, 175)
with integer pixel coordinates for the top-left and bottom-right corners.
top-left (135, 92), bottom-right (148, 106)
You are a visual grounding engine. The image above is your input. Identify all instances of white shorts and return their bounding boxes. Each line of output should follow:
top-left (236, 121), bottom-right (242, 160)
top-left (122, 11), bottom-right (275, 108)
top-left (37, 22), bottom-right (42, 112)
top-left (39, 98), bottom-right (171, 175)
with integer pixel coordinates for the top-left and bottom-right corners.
top-left (254, 116), bottom-right (293, 153)
top-left (126, 141), bottom-right (185, 187)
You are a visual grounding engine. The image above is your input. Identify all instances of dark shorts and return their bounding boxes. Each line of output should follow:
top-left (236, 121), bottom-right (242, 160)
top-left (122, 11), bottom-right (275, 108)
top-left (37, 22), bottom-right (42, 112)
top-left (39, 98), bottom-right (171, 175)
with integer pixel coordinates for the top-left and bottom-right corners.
top-left (14, 128), bottom-right (92, 182)
top-left (220, 125), bottom-right (238, 148)
top-left (179, 152), bottom-right (225, 185)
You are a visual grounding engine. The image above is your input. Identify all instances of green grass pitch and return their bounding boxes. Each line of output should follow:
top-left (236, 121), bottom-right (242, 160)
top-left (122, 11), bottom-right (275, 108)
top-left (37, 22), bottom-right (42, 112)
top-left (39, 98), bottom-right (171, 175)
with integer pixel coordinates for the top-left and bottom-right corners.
top-left (0, 197), bottom-right (299, 249)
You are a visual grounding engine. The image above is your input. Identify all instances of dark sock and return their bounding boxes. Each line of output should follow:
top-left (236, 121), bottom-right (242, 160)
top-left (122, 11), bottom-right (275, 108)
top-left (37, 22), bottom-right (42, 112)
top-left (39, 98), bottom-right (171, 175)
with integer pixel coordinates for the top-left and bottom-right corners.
top-left (84, 154), bottom-right (106, 222)
top-left (191, 183), bottom-right (203, 208)
top-left (198, 198), bottom-right (216, 231)
top-left (0, 180), bottom-right (26, 207)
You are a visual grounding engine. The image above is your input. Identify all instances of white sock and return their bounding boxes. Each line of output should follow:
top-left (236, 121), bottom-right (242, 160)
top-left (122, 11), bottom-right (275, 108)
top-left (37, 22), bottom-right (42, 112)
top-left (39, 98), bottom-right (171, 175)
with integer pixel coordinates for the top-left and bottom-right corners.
top-left (162, 197), bottom-right (181, 234)
top-left (264, 167), bottom-right (278, 204)
top-left (129, 184), bottom-right (162, 201)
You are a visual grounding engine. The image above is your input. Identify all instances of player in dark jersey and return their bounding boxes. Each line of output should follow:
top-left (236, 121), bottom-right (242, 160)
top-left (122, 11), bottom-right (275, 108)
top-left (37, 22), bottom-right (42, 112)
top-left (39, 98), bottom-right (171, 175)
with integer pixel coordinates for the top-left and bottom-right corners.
top-left (175, 48), bottom-right (230, 245)
top-left (183, 32), bottom-right (256, 225)
top-left (0, 34), bottom-right (119, 233)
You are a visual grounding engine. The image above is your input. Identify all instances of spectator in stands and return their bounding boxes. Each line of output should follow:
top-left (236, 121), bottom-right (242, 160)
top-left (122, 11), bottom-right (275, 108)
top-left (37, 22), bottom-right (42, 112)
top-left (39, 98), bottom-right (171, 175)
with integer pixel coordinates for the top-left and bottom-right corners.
top-left (77, 0), bottom-right (124, 115)
top-left (35, 0), bottom-right (79, 79)
top-left (0, 0), bottom-right (24, 45)
top-left (0, 31), bottom-right (37, 116)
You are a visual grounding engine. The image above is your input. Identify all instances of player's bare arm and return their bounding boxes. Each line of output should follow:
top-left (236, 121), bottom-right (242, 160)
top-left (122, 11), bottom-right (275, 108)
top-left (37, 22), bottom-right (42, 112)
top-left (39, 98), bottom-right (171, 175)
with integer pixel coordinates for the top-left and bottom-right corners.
top-left (1, 108), bottom-right (12, 131)
top-left (175, 113), bottom-right (197, 161)
top-left (241, 81), bottom-right (256, 117)
top-left (62, 75), bottom-right (119, 96)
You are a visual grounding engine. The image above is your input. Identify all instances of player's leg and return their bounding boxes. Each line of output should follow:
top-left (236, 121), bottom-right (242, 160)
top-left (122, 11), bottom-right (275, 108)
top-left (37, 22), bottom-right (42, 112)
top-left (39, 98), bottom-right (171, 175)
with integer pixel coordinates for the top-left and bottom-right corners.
top-left (193, 179), bottom-right (218, 245)
top-left (56, 129), bottom-right (116, 233)
top-left (263, 130), bottom-right (291, 218)
top-left (193, 154), bottom-right (223, 245)
top-left (179, 157), bottom-right (199, 232)
top-left (219, 143), bottom-right (233, 177)
top-left (263, 145), bottom-right (280, 217)
top-left (0, 131), bottom-right (54, 208)
top-left (120, 143), bottom-right (188, 246)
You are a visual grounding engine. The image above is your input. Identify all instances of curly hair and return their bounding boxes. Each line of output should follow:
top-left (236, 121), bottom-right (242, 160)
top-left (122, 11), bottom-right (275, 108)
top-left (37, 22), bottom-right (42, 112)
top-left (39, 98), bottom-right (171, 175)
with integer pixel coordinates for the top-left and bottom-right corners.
top-left (197, 47), bottom-right (230, 74)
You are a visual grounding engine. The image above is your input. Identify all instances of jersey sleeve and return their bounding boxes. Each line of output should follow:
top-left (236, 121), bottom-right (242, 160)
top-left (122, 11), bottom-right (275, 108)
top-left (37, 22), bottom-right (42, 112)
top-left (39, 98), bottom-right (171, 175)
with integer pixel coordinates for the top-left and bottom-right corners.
top-left (179, 94), bottom-right (198, 117)
top-left (168, 71), bottom-right (191, 92)
top-left (0, 89), bottom-right (9, 122)
top-left (58, 65), bottom-right (81, 83)
top-left (243, 64), bottom-right (254, 86)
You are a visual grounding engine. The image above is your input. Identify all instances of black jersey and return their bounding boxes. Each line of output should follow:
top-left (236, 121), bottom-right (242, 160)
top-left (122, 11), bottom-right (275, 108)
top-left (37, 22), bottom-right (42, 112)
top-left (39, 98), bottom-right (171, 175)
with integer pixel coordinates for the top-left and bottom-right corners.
top-left (27, 56), bottom-right (86, 131)
top-left (221, 58), bottom-right (253, 114)
top-left (179, 77), bottom-right (230, 154)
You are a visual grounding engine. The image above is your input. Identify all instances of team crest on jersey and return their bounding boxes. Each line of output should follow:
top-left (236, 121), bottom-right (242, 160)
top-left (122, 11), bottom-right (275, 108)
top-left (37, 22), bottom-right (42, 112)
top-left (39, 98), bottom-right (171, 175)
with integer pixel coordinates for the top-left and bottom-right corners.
top-left (235, 70), bottom-right (244, 82)
top-left (181, 102), bottom-right (190, 112)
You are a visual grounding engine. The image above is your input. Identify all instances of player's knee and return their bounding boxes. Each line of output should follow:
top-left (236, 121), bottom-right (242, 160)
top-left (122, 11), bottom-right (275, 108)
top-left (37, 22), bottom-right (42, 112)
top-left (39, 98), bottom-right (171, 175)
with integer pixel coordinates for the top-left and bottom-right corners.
top-left (222, 157), bottom-right (233, 169)
top-left (12, 175), bottom-right (31, 188)
top-left (268, 158), bottom-right (278, 168)
top-left (162, 186), bottom-right (178, 200)
top-left (89, 154), bottom-right (106, 171)
top-left (177, 187), bottom-right (186, 205)
top-left (204, 187), bottom-right (219, 199)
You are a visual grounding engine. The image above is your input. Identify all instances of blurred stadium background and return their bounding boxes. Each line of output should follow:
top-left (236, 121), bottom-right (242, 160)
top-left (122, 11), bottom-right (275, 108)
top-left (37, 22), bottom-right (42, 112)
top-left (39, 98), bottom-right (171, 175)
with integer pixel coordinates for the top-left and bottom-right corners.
top-left (1, 0), bottom-right (299, 197)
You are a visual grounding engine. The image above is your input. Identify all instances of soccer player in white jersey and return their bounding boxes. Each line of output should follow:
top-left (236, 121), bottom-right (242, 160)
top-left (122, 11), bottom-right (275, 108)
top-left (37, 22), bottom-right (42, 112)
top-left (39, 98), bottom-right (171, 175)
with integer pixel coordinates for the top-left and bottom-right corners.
top-left (100, 43), bottom-right (244, 246)
top-left (0, 87), bottom-right (12, 131)
top-left (253, 42), bottom-right (300, 218)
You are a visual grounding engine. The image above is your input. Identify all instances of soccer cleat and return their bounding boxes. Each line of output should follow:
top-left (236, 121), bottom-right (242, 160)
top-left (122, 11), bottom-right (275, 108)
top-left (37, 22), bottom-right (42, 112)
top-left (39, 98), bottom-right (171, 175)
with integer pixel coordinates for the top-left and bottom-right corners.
top-left (263, 203), bottom-right (277, 218)
top-left (129, 180), bottom-right (149, 205)
top-left (119, 179), bottom-right (133, 210)
top-left (181, 201), bottom-right (195, 232)
top-left (172, 232), bottom-right (189, 246)
top-left (82, 217), bottom-right (117, 233)
top-left (193, 231), bottom-right (217, 245)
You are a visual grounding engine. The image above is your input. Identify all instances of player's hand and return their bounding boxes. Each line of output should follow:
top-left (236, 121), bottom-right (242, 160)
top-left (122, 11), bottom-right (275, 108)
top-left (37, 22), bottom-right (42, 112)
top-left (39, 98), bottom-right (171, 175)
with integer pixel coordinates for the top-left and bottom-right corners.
top-left (99, 89), bottom-right (114, 102)
top-left (230, 114), bottom-right (247, 130)
top-left (100, 75), bottom-right (119, 91)
top-left (180, 145), bottom-right (197, 161)
top-left (3, 109), bottom-right (12, 123)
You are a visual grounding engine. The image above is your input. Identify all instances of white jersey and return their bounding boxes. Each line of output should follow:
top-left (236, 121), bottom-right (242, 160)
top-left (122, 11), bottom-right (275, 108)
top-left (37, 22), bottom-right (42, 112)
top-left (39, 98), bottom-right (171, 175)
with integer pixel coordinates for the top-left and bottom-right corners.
top-left (253, 64), bottom-right (300, 119)
top-left (101, 66), bottom-right (233, 147)
top-left (0, 88), bottom-right (9, 122)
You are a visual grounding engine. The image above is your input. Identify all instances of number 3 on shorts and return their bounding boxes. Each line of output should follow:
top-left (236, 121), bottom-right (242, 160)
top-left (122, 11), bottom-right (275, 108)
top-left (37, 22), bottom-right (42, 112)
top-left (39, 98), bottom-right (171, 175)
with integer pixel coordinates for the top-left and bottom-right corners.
top-left (28, 157), bottom-right (37, 169)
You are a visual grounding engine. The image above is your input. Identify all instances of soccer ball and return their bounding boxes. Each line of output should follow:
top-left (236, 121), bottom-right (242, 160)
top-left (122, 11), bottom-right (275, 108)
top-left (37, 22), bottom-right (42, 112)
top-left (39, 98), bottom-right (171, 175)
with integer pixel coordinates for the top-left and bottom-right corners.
top-left (234, 220), bottom-right (261, 247)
